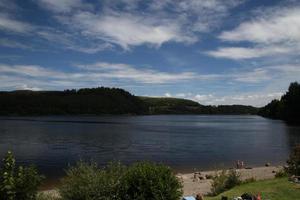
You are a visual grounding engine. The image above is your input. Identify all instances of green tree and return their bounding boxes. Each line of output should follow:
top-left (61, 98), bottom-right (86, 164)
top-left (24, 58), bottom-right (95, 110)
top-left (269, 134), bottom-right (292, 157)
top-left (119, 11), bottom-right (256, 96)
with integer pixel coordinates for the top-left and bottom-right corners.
top-left (0, 151), bottom-right (44, 200)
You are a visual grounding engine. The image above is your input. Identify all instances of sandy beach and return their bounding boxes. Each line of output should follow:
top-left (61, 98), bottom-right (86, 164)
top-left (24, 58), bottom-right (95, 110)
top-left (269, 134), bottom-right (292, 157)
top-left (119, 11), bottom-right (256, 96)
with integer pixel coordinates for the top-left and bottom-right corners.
top-left (178, 166), bottom-right (282, 196)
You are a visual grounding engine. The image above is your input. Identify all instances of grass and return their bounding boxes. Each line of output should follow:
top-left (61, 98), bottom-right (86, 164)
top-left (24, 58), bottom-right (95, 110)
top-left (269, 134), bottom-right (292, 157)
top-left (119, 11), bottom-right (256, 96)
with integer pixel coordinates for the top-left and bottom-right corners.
top-left (206, 178), bottom-right (300, 200)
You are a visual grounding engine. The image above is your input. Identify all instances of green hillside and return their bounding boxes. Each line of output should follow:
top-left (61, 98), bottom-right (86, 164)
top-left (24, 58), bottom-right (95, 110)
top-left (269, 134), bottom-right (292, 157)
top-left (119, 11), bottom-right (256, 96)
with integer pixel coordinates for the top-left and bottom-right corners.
top-left (0, 87), bottom-right (258, 116)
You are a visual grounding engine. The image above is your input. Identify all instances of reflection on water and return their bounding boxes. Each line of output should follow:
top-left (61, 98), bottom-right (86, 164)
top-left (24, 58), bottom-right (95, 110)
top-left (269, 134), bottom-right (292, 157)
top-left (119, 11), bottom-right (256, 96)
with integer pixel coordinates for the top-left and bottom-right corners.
top-left (0, 115), bottom-right (299, 178)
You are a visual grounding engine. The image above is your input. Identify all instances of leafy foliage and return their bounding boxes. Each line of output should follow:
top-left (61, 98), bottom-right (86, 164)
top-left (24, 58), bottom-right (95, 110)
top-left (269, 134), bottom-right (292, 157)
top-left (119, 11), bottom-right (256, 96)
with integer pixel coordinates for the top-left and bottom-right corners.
top-left (285, 145), bottom-right (300, 176)
top-left (210, 170), bottom-right (241, 196)
top-left (120, 162), bottom-right (183, 200)
top-left (259, 82), bottom-right (300, 123)
top-left (0, 151), bottom-right (44, 200)
top-left (275, 169), bottom-right (288, 178)
top-left (59, 161), bottom-right (125, 200)
top-left (59, 161), bottom-right (183, 200)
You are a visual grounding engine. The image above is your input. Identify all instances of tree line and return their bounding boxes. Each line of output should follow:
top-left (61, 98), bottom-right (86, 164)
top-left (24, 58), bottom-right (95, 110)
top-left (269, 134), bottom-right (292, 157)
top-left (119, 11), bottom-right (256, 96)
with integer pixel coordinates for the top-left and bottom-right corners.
top-left (258, 82), bottom-right (300, 124)
top-left (0, 87), bottom-right (258, 116)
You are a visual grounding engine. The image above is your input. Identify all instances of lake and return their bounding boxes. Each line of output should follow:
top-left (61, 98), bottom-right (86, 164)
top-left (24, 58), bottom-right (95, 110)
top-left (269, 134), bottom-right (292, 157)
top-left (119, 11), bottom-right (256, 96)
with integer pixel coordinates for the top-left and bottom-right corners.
top-left (0, 115), bottom-right (299, 180)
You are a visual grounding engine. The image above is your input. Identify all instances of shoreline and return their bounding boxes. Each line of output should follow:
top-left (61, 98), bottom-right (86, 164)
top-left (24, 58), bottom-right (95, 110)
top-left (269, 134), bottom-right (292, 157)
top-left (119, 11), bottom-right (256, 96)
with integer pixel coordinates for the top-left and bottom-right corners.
top-left (40, 165), bottom-right (283, 197)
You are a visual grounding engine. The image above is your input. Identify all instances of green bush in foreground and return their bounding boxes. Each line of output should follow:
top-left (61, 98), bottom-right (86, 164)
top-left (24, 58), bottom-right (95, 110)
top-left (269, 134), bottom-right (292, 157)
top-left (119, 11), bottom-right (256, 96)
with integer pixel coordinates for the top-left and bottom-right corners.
top-left (0, 151), bottom-right (44, 200)
top-left (59, 161), bottom-right (183, 200)
top-left (210, 169), bottom-right (241, 196)
top-left (120, 162), bottom-right (183, 200)
top-left (59, 162), bottom-right (125, 200)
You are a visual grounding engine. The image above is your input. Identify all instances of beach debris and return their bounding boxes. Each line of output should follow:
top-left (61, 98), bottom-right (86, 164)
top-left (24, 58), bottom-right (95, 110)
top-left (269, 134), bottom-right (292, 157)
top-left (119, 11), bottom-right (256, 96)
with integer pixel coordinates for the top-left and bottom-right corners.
top-left (265, 162), bottom-right (271, 167)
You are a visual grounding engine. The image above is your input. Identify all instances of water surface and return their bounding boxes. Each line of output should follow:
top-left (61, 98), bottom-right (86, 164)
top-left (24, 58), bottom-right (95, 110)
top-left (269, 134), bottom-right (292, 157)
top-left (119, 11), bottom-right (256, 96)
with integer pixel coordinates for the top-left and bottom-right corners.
top-left (0, 115), bottom-right (299, 179)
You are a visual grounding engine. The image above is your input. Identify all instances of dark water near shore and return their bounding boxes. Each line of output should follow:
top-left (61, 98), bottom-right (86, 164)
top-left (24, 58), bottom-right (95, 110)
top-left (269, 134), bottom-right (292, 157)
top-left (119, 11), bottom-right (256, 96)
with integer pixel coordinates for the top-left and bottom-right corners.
top-left (0, 115), bottom-right (299, 180)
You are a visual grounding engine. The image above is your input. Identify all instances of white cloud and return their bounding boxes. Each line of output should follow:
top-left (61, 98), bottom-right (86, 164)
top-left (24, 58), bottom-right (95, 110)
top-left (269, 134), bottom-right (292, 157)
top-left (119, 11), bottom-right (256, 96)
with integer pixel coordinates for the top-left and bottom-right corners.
top-left (194, 94), bottom-right (214, 101)
top-left (36, 0), bottom-right (86, 13)
top-left (36, 29), bottom-right (112, 53)
top-left (0, 14), bottom-right (33, 33)
top-left (17, 84), bottom-right (42, 91)
top-left (164, 92), bottom-right (172, 97)
top-left (206, 93), bottom-right (283, 107)
top-left (0, 62), bottom-right (197, 89)
top-left (208, 6), bottom-right (300, 60)
top-left (35, 0), bottom-right (243, 49)
top-left (76, 62), bottom-right (197, 83)
top-left (0, 38), bottom-right (32, 49)
top-left (206, 46), bottom-right (293, 60)
top-left (219, 7), bottom-right (300, 44)
top-left (69, 12), bottom-right (194, 49)
top-left (231, 68), bottom-right (271, 83)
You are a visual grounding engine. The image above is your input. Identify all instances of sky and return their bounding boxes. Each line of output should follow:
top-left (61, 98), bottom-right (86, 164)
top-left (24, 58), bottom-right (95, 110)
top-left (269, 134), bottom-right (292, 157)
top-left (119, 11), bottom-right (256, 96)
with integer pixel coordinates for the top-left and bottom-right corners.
top-left (0, 0), bottom-right (300, 106)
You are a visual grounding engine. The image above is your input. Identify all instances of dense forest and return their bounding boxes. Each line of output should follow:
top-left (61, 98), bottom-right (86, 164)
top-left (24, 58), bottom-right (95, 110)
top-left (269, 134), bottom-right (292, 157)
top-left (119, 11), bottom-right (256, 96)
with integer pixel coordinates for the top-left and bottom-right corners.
top-left (0, 87), bottom-right (258, 116)
top-left (0, 88), bottom-right (147, 115)
top-left (258, 82), bottom-right (300, 124)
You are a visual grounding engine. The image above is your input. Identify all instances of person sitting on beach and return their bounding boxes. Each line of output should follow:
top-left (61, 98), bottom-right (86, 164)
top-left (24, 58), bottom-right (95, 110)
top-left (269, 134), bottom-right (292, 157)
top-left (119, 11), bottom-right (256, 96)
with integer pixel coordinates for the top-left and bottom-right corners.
top-left (196, 194), bottom-right (204, 200)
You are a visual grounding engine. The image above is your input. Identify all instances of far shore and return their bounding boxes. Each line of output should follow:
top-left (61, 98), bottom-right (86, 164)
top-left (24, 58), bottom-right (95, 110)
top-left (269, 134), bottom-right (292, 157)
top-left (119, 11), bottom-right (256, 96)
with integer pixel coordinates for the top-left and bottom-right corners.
top-left (40, 165), bottom-right (283, 197)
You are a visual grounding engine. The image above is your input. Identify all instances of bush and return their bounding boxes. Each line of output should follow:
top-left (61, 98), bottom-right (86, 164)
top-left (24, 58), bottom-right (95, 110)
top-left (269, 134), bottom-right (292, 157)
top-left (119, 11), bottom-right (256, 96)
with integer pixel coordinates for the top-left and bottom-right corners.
top-left (120, 162), bottom-right (183, 200)
top-left (210, 169), bottom-right (241, 196)
top-left (0, 151), bottom-right (44, 200)
top-left (59, 161), bottom-right (183, 200)
top-left (286, 145), bottom-right (300, 176)
top-left (59, 161), bottom-right (125, 200)
top-left (275, 169), bottom-right (288, 178)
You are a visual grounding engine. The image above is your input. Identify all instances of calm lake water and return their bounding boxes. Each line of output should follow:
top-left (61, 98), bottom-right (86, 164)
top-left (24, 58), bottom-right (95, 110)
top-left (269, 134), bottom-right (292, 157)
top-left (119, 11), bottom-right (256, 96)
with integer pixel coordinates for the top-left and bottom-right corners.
top-left (0, 115), bottom-right (299, 179)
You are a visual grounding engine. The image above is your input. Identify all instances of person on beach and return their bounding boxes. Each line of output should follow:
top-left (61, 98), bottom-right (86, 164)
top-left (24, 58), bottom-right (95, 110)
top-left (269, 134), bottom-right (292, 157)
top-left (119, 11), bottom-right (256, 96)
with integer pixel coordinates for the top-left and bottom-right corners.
top-left (196, 194), bottom-right (204, 200)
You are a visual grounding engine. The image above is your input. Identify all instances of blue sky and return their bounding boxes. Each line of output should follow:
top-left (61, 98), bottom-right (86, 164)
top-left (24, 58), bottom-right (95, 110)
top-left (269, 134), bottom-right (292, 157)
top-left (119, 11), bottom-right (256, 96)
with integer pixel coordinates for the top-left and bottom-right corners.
top-left (0, 0), bottom-right (300, 106)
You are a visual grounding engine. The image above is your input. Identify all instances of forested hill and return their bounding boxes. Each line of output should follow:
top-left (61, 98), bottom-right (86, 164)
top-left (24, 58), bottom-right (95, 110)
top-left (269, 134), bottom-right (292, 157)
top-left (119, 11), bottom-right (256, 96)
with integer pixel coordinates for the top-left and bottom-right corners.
top-left (0, 87), bottom-right (258, 115)
top-left (140, 97), bottom-right (258, 115)
top-left (0, 88), bottom-right (147, 115)
top-left (258, 82), bottom-right (300, 124)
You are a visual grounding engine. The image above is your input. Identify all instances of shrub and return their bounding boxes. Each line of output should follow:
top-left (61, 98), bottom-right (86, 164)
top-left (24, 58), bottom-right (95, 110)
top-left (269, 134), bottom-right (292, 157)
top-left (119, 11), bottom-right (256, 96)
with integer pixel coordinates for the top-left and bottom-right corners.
top-left (0, 151), bottom-right (44, 200)
top-left (275, 168), bottom-right (288, 178)
top-left (286, 145), bottom-right (300, 176)
top-left (59, 161), bottom-right (183, 200)
top-left (120, 162), bottom-right (183, 200)
top-left (59, 161), bottom-right (125, 200)
top-left (210, 169), bottom-right (241, 196)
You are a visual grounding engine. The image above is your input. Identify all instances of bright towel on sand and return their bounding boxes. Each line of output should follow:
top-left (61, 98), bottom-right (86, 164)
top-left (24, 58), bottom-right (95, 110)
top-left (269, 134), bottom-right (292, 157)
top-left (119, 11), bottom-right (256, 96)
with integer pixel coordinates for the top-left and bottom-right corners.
top-left (182, 197), bottom-right (196, 200)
